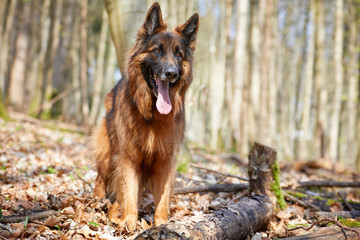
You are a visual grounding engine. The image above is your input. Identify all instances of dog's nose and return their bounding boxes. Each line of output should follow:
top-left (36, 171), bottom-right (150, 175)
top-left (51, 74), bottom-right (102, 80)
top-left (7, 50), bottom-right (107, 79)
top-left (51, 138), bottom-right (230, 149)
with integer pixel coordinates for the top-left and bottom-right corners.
top-left (165, 68), bottom-right (179, 81)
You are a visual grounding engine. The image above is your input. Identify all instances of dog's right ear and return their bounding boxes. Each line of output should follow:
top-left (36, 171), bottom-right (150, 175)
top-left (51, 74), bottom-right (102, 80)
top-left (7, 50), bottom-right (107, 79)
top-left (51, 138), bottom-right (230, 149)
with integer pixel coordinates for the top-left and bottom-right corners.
top-left (138, 3), bottom-right (166, 41)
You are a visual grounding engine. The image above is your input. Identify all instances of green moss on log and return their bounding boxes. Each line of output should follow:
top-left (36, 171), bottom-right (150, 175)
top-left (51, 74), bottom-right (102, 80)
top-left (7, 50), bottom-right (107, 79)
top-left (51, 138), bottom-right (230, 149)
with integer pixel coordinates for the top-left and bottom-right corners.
top-left (270, 161), bottom-right (287, 210)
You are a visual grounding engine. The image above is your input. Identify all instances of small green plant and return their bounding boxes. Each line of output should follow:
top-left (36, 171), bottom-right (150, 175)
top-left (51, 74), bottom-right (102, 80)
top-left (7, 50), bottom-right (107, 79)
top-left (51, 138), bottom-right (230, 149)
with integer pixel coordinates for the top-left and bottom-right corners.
top-left (16, 125), bottom-right (22, 131)
top-left (88, 221), bottom-right (99, 226)
top-left (47, 167), bottom-right (58, 174)
top-left (24, 216), bottom-right (29, 230)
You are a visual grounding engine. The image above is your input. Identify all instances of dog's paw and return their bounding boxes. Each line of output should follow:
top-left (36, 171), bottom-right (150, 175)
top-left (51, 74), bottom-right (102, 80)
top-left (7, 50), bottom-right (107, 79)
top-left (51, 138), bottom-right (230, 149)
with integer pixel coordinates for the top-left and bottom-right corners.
top-left (114, 215), bottom-right (137, 232)
top-left (154, 216), bottom-right (167, 226)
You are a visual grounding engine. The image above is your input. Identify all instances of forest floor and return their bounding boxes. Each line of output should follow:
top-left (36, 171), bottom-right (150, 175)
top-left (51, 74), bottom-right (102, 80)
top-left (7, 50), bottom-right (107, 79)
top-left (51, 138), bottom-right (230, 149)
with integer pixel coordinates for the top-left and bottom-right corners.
top-left (1, 116), bottom-right (360, 239)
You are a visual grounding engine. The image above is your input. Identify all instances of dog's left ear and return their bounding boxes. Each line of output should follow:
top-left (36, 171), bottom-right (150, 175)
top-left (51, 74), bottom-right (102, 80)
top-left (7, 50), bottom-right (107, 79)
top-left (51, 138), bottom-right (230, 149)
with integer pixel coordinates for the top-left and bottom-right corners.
top-left (176, 13), bottom-right (199, 49)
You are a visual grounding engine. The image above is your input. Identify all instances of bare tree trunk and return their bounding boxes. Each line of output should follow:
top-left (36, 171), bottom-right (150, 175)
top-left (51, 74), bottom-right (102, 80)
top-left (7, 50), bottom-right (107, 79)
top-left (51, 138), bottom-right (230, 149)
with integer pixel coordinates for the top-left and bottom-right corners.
top-left (345, 1), bottom-right (358, 167)
top-left (250, 0), bottom-right (262, 140)
top-left (80, 0), bottom-right (89, 127)
top-left (314, 0), bottom-right (327, 159)
top-left (259, 0), bottom-right (273, 145)
top-left (96, 37), bottom-right (117, 124)
top-left (231, 0), bottom-right (248, 153)
top-left (37, 0), bottom-right (62, 118)
top-left (329, 0), bottom-right (343, 163)
top-left (0, 0), bottom-right (17, 96)
top-left (297, 1), bottom-right (315, 161)
top-left (89, 9), bottom-right (109, 126)
top-left (8, 0), bottom-right (30, 112)
top-left (208, 1), bottom-right (227, 149)
top-left (103, 0), bottom-right (147, 73)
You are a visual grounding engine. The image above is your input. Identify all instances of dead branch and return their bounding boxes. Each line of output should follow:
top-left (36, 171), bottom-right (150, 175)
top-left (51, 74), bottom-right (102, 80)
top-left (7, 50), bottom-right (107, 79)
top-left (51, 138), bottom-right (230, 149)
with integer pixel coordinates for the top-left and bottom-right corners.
top-left (173, 183), bottom-right (249, 195)
top-left (297, 180), bottom-right (360, 188)
top-left (189, 163), bottom-right (249, 181)
top-left (135, 195), bottom-right (273, 240)
top-left (338, 191), bottom-right (355, 211)
top-left (315, 211), bottom-right (360, 220)
top-left (282, 191), bottom-right (320, 210)
top-left (285, 218), bottom-right (360, 240)
top-left (0, 210), bottom-right (59, 224)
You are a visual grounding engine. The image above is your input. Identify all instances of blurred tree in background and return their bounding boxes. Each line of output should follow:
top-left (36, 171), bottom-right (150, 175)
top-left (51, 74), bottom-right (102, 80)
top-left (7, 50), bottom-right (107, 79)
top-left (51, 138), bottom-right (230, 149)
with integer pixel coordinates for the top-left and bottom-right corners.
top-left (0, 0), bottom-right (359, 168)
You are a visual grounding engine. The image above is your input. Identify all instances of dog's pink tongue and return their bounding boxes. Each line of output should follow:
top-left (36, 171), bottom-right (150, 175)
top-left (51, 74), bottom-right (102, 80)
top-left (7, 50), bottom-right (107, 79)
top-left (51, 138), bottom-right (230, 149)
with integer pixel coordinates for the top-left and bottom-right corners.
top-left (156, 79), bottom-right (172, 115)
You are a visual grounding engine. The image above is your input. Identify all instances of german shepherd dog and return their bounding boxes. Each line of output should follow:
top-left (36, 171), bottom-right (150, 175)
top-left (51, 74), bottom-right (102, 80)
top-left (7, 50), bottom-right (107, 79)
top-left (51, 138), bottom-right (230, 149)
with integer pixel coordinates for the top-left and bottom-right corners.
top-left (93, 2), bottom-right (199, 230)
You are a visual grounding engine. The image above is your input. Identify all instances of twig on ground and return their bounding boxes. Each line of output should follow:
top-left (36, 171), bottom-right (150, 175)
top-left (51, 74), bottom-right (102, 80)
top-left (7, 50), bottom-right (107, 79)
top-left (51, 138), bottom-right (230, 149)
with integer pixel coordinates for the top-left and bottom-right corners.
top-left (283, 191), bottom-right (320, 210)
top-left (75, 172), bottom-right (93, 190)
top-left (0, 210), bottom-right (59, 224)
top-left (190, 163), bottom-right (249, 181)
top-left (338, 191), bottom-right (355, 211)
top-left (285, 218), bottom-right (360, 240)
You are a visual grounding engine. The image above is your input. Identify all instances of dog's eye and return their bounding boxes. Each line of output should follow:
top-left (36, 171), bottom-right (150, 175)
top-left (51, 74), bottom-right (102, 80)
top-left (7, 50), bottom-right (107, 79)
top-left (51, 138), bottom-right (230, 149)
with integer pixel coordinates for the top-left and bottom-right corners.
top-left (153, 48), bottom-right (161, 53)
top-left (176, 52), bottom-right (182, 58)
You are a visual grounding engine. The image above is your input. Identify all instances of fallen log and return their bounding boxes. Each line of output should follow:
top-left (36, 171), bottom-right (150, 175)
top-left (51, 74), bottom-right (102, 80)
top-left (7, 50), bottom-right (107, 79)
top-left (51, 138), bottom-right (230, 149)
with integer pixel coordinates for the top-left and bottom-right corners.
top-left (135, 195), bottom-right (272, 240)
top-left (135, 143), bottom-right (278, 239)
top-left (173, 183), bottom-right (249, 195)
top-left (283, 224), bottom-right (360, 240)
top-left (315, 211), bottom-right (360, 220)
top-left (297, 180), bottom-right (360, 188)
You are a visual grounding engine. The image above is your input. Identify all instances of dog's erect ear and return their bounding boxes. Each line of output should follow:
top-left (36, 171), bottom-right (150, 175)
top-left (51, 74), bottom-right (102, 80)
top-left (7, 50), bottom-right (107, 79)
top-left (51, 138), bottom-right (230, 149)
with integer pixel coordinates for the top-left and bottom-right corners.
top-left (141, 3), bottom-right (165, 37)
top-left (176, 13), bottom-right (199, 49)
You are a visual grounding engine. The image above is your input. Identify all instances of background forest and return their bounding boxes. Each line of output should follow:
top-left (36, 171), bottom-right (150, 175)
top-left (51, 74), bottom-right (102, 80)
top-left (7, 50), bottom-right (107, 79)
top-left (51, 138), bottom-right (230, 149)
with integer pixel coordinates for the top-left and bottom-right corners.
top-left (0, 0), bottom-right (359, 169)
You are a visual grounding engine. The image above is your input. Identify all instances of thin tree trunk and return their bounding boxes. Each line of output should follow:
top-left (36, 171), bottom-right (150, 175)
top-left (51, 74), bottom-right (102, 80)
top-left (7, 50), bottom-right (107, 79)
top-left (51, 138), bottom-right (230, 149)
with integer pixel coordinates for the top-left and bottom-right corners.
top-left (259, 0), bottom-right (273, 145)
top-left (314, 0), bottom-right (327, 159)
top-left (345, 1), bottom-right (358, 167)
top-left (103, 0), bottom-right (147, 74)
top-left (208, 1), bottom-right (228, 150)
top-left (231, 0), bottom-right (248, 153)
top-left (37, 0), bottom-right (62, 118)
top-left (0, 0), bottom-right (17, 96)
top-left (329, 0), bottom-right (343, 163)
top-left (89, 9), bottom-right (109, 126)
top-left (80, 0), bottom-right (89, 128)
top-left (297, 1), bottom-right (315, 161)
top-left (8, 0), bottom-right (30, 112)
top-left (250, 0), bottom-right (262, 140)
top-left (96, 37), bottom-right (117, 124)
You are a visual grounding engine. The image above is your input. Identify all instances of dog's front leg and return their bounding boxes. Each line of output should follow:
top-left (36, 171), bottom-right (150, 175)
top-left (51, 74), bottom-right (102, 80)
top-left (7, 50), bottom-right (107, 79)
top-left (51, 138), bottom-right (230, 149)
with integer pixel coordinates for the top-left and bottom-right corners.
top-left (110, 157), bottom-right (140, 231)
top-left (149, 156), bottom-right (176, 226)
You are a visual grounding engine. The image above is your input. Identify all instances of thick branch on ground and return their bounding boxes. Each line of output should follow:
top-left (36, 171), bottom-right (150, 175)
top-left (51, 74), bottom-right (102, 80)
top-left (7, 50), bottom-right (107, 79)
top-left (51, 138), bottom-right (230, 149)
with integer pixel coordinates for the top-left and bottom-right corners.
top-left (283, 223), bottom-right (360, 240)
top-left (173, 183), bottom-right (248, 195)
top-left (0, 210), bottom-right (59, 224)
top-left (135, 195), bottom-right (273, 240)
top-left (297, 180), bottom-right (360, 188)
top-left (315, 211), bottom-right (360, 220)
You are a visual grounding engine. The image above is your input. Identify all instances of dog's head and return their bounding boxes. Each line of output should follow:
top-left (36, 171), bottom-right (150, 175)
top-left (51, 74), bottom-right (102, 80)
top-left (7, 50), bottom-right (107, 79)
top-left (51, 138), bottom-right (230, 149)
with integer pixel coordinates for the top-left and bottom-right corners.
top-left (128, 2), bottom-right (199, 119)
